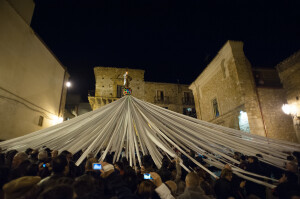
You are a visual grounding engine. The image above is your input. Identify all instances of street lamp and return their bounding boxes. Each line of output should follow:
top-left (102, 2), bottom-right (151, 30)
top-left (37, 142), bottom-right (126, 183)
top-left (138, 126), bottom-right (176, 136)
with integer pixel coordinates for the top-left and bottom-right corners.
top-left (282, 104), bottom-right (298, 116)
top-left (66, 81), bottom-right (71, 88)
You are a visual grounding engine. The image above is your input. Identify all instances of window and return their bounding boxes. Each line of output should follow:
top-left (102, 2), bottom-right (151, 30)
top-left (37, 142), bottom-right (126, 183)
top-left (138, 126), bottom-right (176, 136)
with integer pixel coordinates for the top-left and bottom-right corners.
top-left (38, 116), bottom-right (44, 126)
top-left (117, 85), bottom-right (124, 98)
top-left (238, 111), bottom-right (250, 133)
top-left (157, 90), bottom-right (164, 101)
top-left (183, 108), bottom-right (197, 118)
top-left (212, 98), bottom-right (220, 118)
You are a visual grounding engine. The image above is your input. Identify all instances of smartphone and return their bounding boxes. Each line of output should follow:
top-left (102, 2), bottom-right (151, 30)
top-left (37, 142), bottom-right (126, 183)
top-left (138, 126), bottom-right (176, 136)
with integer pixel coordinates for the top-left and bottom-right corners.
top-left (93, 163), bottom-right (102, 170)
top-left (144, 173), bottom-right (153, 180)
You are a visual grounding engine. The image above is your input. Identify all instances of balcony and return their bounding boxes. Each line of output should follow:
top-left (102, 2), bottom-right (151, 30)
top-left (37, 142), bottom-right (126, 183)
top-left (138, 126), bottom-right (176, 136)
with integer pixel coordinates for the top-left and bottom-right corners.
top-left (154, 96), bottom-right (170, 104)
top-left (182, 97), bottom-right (194, 105)
top-left (88, 95), bottom-right (119, 110)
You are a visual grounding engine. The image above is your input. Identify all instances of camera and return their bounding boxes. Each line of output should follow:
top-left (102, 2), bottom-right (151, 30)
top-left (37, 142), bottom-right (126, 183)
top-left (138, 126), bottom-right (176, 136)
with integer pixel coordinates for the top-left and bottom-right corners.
top-left (143, 173), bottom-right (153, 180)
top-left (93, 163), bottom-right (102, 170)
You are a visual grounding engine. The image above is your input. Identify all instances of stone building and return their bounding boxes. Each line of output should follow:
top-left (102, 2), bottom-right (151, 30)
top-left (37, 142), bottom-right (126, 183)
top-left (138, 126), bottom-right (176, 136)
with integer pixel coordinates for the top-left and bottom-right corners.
top-left (276, 51), bottom-right (300, 142)
top-left (0, 0), bottom-right (69, 140)
top-left (189, 41), bottom-right (298, 142)
top-left (88, 67), bottom-right (195, 116)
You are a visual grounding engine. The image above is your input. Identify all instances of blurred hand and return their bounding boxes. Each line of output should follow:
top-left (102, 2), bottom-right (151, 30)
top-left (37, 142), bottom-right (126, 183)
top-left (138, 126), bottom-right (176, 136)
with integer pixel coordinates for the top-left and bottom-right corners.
top-left (240, 180), bottom-right (246, 188)
top-left (224, 164), bottom-right (232, 170)
top-left (150, 172), bottom-right (162, 187)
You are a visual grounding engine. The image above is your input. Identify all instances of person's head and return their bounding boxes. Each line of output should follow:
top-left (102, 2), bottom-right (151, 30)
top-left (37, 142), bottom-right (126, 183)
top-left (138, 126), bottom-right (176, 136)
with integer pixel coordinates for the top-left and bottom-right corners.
top-left (37, 184), bottom-right (74, 199)
top-left (185, 172), bottom-right (199, 188)
top-left (104, 154), bottom-right (114, 164)
top-left (165, 180), bottom-right (177, 196)
top-left (38, 150), bottom-right (48, 161)
top-left (220, 169), bottom-right (233, 182)
top-left (286, 161), bottom-right (298, 173)
top-left (248, 156), bottom-right (258, 164)
top-left (114, 161), bottom-right (124, 172)
top-left (138, 181), bottom-right (156, 199)
top-left (52, 155), bottom-right (68, 175)
top-left (284, 171), bottom-right (298, 184)
top-left (142, 155), bottom-right (154, 170)
top-left (26, 163), bottom-right (39, 176)
top-left (73, 175), bottom-right (97, 198)
top-left (12, 152), bottom-right (28, 169)
top-left (60, 150), bottom-right (72, 162)
top-left (25, 148), bottom-right (33, 155)
top-left (51, 150), bottom-right (58, 158)
top-left (85, 158), bottom-right (98, 171)
top-left (122, 157), bottom-right (129, 166)
top-left (161, 159), bottom-right (169, 169)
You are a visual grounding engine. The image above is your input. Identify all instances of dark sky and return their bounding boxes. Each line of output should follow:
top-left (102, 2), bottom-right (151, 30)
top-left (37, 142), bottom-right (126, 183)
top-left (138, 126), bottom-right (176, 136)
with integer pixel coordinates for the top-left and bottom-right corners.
top-left (31, 0), bottom-right (300, 101)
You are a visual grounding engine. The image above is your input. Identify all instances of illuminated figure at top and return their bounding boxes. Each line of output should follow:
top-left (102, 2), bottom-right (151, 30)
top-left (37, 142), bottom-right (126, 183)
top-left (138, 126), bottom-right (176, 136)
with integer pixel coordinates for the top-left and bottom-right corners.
top-left (123, 71), bottom-right (132, 88)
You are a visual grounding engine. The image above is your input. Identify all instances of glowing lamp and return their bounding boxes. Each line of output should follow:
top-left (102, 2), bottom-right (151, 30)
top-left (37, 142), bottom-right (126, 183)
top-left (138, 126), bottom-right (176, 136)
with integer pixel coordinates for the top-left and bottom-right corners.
top-left (282, 104), bottom-right (297, 115)
top-left (66, 82), bottom-right (71, 87)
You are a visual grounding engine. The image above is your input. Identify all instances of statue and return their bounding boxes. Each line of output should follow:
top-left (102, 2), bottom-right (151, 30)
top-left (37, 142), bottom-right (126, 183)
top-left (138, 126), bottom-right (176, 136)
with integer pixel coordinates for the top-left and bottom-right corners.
top-left (123, 71), bottom-right (132, 88)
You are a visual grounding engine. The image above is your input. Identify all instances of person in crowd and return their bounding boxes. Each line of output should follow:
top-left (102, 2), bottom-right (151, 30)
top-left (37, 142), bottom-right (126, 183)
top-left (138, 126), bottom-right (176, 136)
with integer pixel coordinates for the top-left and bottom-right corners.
top-left (150, 172), bottom-right (175, 199)
top-left (9, 152), bottom-right (31, 181)
top-left (245, 156), bottom-right (265, 199)
top-left (25, 148), bottom-right (33, 156)
top-left (51, 150), bottom-right (58, 159)
top-left (157, 158), bottom-right (172, 182)
top-left (37, 184), bottom-right (75, 199)
top-left (273, 171), bottom-right (300, 199)
top-left (3, 175), bottom-right (41, 199)
top-left (36, 155), bottom-right (71, 195)
top-left (137, 180), bottom-right (160, 199)
top-left (177, 172), bottom-right (209, 199)
top-left (214, 168), bottom-right (234, 199)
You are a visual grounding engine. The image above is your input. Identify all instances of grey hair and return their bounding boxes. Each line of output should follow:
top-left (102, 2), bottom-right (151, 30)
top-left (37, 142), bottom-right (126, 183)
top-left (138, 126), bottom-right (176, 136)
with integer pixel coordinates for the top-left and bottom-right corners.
top-left (38, 150), bottom-right (48, 161)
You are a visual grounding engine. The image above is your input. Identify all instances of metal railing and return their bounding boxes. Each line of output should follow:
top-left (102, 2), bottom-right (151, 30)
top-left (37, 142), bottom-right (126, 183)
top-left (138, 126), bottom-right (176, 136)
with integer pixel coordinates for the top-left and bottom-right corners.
top-left (154, 96), bottom-right (170, 104)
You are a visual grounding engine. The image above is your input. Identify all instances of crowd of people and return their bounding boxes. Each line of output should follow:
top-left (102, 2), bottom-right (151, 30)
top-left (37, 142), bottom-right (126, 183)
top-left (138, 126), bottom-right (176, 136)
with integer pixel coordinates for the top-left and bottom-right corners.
top-left (0, 147), bottom-right (299, 199)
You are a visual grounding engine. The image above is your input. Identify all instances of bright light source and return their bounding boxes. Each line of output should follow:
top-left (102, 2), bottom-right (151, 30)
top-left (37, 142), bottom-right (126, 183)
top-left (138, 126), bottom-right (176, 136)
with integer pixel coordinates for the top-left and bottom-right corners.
top-left (66, 82), bottom-right (71, 87)
top-left (58, 117), bottom-right (63, 123)
top-left (282, 104), bottom-right (297, 115)
top-left (52, 116), bottom-right (64, 125)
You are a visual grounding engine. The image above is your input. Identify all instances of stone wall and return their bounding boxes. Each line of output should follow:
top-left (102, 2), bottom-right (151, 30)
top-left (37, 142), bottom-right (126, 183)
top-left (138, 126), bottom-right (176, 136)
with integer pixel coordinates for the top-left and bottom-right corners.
top-left (0, 0), bottom-right (68, 140)
top-left (257, 87), bottom-right (297, 142)
top-left (89, 67), bottom-right (195, 115)
top-left (276, 51), bottom-right (300, 142)
top-left (190, 42), bottom-right (250, 128)
top-left (190, 41), bottom-right (265, 137)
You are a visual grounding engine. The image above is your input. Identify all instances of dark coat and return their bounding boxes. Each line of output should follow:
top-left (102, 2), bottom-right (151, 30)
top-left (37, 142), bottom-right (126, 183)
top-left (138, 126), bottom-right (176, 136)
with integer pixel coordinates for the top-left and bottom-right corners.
top-left (214, 178), bottom-right (234, 199)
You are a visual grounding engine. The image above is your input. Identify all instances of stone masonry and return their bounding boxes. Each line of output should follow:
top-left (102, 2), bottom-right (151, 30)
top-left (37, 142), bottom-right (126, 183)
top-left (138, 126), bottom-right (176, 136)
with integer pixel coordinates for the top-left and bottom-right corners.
top-left (190, 41), bottom-right (298, 142)
top-left (89, 67), bottom-right (195, 116)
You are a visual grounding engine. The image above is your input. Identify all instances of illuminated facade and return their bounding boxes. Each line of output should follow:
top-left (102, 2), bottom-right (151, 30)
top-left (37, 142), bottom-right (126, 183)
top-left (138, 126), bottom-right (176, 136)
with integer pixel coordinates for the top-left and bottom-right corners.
top-left (189, 41), bottom-right (298, 142)
top-left (88, 67), bottom-right (195, 116)
top-left (0, 0), bottom-right (69, 140)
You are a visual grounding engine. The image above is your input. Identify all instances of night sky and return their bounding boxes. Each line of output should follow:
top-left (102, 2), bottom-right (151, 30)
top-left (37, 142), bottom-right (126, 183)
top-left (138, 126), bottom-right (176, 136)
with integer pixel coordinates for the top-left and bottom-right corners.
top-left (31, 0), bottom-right (300, 101)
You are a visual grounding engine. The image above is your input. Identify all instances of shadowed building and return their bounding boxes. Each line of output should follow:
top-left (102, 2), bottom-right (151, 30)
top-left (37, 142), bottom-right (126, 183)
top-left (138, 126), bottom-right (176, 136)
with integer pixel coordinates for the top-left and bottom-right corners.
top-left (0, 0), bottom-right (69, 140)
top-left (88, 67), bottom-right (195, 117)
top-left (189, 41), bottom-right (298, 142)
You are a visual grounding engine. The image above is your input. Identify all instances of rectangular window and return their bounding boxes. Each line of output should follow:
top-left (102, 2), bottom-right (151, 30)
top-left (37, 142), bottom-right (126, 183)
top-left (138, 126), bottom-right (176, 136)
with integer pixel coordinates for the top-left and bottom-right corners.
top-left (157, 90), bottom-right (164, 101)
top-left (38, 116), bottom-right (44, 126)
top-left (117, 85), bottom-right (124, 98)
top-left (184, 92), bottom-right (191, 100)
top-left (212, 98), bottom-right (220, 118)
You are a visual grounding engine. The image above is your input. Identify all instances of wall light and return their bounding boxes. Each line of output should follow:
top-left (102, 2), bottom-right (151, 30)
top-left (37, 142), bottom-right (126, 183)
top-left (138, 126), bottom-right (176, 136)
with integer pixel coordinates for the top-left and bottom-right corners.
top-left (282, 104), bottom-right (297, 116)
